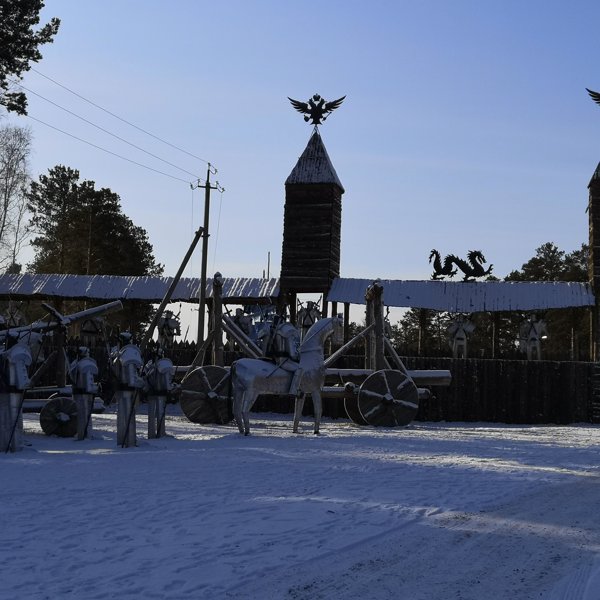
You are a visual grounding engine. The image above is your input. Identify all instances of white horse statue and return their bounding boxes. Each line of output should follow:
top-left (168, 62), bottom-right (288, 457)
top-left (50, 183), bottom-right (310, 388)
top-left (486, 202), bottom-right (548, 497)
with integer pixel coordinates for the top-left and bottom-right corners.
top-left (231, 317), bottom-right (343, 436)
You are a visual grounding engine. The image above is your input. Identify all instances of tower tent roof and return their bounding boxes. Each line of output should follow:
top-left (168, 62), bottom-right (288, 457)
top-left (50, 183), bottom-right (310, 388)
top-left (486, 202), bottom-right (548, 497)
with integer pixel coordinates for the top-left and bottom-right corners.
top-left (285, 129), bottom-right (345, 192)
top-left (589, 162), bottom-right (600, 187)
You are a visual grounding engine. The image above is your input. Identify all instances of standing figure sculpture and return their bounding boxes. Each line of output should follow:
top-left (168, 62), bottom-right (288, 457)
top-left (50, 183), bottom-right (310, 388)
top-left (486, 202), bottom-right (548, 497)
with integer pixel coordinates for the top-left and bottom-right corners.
top-left (231, 317), bottom-right (343, 436)
top-left (447, 315), bottom-right (475, 359)
top-left (296, 300), bottom-right (321, 340)
top-left (157, 310), bottom-right (181, 349)
top-left (519, 315), bottom-right (547, 361)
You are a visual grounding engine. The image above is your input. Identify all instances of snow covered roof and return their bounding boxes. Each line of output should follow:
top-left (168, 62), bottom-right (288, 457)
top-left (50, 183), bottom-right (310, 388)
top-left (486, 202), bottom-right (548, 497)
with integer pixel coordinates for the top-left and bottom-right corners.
top-left (285, 129), bottom-right (345, 192)
top-left (327, 278), bottom-right (595, 312)
top-left (0, 274), bottom-right (279, 303)
top-left (0, 273), bottom-right (593, 312)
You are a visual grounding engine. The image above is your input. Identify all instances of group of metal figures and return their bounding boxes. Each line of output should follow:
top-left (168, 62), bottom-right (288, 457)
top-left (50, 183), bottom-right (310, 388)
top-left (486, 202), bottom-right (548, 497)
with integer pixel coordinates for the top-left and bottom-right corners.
top-left (0, 302), bottom-right (179, 452)
top-left (446, 314), bottom-right (547, 360)
top-left (0, 278), bottom-right (454, 452)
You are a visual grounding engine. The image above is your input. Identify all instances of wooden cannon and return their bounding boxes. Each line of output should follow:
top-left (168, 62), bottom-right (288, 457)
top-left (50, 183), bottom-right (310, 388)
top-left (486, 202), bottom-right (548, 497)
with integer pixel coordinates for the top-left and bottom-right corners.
top-left (179, 278), bottom-right (451, 428)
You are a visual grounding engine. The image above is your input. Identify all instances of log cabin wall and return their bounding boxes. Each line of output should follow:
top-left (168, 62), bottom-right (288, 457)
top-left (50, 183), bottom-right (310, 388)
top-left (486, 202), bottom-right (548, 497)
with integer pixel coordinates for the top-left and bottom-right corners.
top-left (589, 164), bottom-right (600, 283)
top-left (587, 165), bottom-right (600, 419)
top-left (280, 183), bottom-right (342, 292)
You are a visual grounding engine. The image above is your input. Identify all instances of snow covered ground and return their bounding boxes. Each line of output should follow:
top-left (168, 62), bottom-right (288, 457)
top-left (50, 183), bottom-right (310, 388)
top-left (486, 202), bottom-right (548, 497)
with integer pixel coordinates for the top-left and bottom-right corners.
top-left (2, 408), bottom-right (600, 599)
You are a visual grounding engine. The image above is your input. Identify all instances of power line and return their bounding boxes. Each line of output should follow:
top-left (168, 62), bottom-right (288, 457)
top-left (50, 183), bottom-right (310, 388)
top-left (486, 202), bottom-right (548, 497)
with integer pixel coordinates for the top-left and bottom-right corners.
top-left (30, 67), bottom-right (211, 165)
top-left (25, 114), bottom-right (193, 185)
top-left (12, 80), bottom-right (202, 180)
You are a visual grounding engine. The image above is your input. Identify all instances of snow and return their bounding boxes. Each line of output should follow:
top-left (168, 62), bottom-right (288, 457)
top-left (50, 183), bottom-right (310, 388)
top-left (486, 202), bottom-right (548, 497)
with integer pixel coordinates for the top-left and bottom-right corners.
top-left (2, 409), bottom-right (600, 600)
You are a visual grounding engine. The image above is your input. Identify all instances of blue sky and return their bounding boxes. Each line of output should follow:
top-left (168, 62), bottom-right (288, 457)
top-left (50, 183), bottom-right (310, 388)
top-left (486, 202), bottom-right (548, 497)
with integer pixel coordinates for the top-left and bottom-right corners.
top-left (6, 0), bottom-right (600, 289)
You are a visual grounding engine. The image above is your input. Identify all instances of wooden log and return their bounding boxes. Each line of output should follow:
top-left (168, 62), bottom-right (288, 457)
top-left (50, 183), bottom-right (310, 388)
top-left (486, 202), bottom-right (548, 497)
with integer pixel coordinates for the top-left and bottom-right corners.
top-left (212, 274), bottom-right (224, 367)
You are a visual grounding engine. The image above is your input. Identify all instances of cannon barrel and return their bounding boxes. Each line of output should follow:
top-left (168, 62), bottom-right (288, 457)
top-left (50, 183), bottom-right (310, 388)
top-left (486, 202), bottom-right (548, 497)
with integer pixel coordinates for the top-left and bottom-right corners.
top-left (0, 300), bottom-right (123, 339)
top-left (325, 368), bottom-right (451, 387)
top-left (320, 385), bottom-right (431, 401)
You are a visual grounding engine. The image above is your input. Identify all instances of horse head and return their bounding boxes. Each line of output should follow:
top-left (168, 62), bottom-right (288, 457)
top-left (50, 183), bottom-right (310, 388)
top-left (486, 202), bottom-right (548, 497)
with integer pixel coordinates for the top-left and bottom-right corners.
top-left (300, 316), bottom-right (343, 353)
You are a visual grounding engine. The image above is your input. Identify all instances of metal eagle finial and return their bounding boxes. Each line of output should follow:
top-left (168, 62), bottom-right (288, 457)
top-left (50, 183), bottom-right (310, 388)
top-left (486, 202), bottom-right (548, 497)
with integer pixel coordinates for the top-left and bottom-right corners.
top-left (587, 88), bottom-right (600, 107)
top-left (288, 93), bottom-right (346, 125)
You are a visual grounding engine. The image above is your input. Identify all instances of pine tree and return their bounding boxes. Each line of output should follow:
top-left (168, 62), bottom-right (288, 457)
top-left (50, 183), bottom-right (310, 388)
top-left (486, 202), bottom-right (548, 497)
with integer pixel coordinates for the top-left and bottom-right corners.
top-left (27, 165), bottom-right (163, 335)
top-left (0, 0), bottom-right (60, 114)
top-left (505, 242), bottom-right (590, 360)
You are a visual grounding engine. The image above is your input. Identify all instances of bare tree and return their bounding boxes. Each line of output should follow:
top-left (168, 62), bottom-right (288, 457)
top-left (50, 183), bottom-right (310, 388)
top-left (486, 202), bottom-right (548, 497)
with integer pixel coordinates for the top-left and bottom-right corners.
top-left (0, 125), bottom-right (32, 272)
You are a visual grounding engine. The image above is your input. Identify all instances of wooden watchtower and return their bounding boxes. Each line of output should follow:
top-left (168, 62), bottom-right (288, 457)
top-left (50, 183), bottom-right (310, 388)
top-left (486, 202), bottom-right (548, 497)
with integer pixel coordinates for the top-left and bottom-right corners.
top-left (588, 163), bottom-right (600, 359)
top-left (279, 128), bottom-right (344, 320)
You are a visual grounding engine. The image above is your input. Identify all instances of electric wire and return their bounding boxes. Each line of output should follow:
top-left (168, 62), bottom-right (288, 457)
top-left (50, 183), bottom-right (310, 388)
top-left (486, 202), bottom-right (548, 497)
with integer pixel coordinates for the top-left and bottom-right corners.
top-left (12, 80), bottom-right (202, 180)
top-left (25, 114), bottom-right (192, 184)
top-left (30, 67), bottom-right (210, 165)
top-left (18, 71), bottom-right (228, 279)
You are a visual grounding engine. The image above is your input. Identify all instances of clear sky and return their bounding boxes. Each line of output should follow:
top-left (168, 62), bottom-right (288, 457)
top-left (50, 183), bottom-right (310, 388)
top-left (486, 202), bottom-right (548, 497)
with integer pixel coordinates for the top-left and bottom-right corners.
top-left (5, 0), bottom-right (600, 289)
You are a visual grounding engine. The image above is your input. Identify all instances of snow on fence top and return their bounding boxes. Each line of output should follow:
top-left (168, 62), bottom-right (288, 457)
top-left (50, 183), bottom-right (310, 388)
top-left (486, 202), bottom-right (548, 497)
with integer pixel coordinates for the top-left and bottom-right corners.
top-left (327, 278), bottom-right (596, 312)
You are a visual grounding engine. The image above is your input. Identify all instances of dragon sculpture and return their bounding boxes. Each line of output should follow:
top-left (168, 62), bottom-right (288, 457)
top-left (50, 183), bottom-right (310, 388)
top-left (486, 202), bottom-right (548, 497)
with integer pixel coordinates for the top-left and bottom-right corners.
top-left (430, 250), bottom-right (493, 281)
top-left (429, 250), bottom-right (457, 280)
top-left (288, 93), bottom-right (346, 125)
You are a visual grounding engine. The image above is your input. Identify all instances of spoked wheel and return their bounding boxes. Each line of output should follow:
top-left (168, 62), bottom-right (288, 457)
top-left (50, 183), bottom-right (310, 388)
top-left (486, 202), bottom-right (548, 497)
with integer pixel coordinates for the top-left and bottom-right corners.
top-left (180, 366), bottom-right (232, 424)
top-left (40, 396), bottom-right (78, 437)
top-left (343, 383), bottom-right (368, 425)
top-left (357, 369), bottom-right (419, 427)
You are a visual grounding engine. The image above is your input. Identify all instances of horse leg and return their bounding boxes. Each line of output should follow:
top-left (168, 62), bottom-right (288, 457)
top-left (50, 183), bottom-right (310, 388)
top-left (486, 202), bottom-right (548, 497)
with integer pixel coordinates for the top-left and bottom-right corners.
top-left (233, 387), bottom-right (245, 434)
top-left (293, 393), bottom-right (305, 433)
top-left (312, 391), bottom-right (322, 435)
top-left (242, 391), bottom-right (256, 436)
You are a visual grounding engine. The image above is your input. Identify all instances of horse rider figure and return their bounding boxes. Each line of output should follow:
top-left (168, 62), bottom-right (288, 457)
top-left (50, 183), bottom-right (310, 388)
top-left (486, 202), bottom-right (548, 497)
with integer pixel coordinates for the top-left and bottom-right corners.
top-left (229, 308), bottom-right (257, 350)
top-left (259, 315), bottom-right (304, 397)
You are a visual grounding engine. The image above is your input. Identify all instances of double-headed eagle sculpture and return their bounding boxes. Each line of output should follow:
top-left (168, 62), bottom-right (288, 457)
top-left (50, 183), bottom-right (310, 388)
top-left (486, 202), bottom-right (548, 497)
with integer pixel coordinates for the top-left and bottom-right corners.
top-left (587, 88), bottom-right (600, 106)
top-left (288, 93), bottom-right (345, 125)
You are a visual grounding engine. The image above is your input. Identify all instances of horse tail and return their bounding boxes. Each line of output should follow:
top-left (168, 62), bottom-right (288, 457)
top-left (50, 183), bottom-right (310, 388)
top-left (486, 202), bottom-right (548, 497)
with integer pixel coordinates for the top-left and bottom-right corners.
top-left (227, 361), bottom-right (237, 403)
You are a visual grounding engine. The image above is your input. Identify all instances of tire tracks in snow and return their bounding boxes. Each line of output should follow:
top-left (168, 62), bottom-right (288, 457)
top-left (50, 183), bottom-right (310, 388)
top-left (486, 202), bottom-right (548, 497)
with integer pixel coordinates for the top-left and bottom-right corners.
top-left (234, 475), bottom-right (600, 599)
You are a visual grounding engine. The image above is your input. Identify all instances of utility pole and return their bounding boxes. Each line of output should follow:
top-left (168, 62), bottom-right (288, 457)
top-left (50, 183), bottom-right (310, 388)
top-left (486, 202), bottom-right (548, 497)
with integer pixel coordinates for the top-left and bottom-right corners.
top-left (192, 164), bottom-right (223, 345)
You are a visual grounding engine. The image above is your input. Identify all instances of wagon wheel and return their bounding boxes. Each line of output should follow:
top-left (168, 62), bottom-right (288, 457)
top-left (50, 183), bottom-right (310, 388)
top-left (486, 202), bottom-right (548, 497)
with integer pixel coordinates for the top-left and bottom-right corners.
top-left (39, 396), bottom-right (78, 437)
top-left (357, 369), bottom-right (419, 427)
top-left (180, 366), bottom-right (232, 424)
top-left (343, 383), bottom-right (369, 425)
